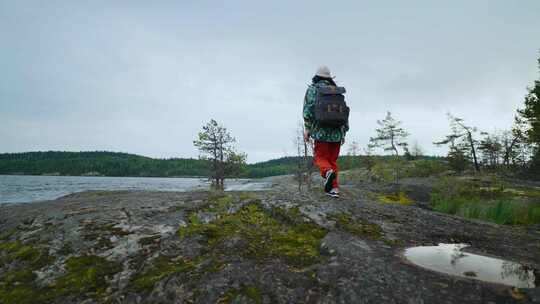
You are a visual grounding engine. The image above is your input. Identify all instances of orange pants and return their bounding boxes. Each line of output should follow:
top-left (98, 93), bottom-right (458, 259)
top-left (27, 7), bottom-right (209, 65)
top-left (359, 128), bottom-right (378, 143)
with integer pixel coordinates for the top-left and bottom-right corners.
top-left (313, 140), bottom-right (341, 189)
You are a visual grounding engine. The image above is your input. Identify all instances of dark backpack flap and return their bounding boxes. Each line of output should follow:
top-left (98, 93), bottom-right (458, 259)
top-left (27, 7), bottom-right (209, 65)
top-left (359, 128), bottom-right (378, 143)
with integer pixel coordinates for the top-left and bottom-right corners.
top-left (317, 86), bottom-right (346, 95)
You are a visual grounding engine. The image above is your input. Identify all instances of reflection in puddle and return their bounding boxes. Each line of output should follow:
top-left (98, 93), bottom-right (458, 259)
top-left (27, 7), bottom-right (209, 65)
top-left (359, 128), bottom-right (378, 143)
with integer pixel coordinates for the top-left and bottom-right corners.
top-left (404, 244), bottom-right (538, 288)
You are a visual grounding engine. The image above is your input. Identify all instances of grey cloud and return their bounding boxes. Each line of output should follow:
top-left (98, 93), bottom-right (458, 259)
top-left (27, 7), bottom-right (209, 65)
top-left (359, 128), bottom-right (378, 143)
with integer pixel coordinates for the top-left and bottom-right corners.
top-left (1, 0), bottom-right (540, 162)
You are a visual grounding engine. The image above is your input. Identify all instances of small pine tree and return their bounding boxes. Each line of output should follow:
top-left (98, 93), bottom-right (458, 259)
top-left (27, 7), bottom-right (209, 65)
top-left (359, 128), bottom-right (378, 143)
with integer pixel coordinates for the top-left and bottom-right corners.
top-left (193, 119), bottom-right (246, 190)
top-left (369, 111), bottom-right (409, 183)
top-left (369, 112), bottom-right (409, 157)
top-left (435, 113), bottom-right (480, 173)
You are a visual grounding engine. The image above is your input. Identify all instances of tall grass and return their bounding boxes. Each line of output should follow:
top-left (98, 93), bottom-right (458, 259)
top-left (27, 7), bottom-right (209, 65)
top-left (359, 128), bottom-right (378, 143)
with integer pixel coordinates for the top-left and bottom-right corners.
top-left (432, 196), bottom-right (540, 225)
top-left (431, 177), bottom-right (540, 225)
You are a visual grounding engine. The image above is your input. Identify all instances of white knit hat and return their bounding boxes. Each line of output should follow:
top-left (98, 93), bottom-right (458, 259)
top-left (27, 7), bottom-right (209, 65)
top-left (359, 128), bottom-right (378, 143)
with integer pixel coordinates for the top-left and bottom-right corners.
top-left (315, 65), bottom-right (334, 78)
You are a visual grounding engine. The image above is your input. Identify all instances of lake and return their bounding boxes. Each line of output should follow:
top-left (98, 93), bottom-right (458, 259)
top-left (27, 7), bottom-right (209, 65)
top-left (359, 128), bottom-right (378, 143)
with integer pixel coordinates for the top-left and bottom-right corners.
top-left (0, 175), bottom-right (272, 204)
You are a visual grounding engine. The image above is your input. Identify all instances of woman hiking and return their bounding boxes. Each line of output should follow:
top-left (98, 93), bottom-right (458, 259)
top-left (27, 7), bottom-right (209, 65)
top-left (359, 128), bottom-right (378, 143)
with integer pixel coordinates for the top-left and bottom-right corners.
top-left (303, 66), bottom-right (350, 198)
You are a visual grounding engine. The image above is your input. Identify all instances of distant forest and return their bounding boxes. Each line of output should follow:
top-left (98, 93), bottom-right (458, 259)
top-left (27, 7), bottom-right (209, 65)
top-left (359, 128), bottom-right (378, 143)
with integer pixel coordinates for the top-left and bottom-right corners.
top-left (0, 152), bottom-right (208, 177)
top-left (0, 151), bottom-right (438, 178)
top-left (0, 151), bottom-right (327, 178)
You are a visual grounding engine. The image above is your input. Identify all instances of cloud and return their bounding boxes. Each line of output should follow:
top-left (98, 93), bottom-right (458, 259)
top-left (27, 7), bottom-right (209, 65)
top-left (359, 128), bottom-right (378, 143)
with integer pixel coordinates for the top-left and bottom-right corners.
top-left (1, 0), bottom-right (539, 162)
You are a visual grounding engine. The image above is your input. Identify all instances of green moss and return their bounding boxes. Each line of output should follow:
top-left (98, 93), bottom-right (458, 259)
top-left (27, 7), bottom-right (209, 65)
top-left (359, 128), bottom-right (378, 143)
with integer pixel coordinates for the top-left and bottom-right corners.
top-left (271, 206), bottom-right (303, 224)
top-left (329, 213), bottom-right (382, 239)
top-left (0, 243), bottom-right (55, 304)
top-left (0, 241), bottom-right (51, 267)
top-left (0, 241), bottom-right (21, 251)
top-left (12, 245), bottom-right (40, 262)
top-left (131, 256), bottom-right (196, 292)
top-left (243, 285), bottom-right (263, 303)
top-left (219, 284), bottom-right (263, 304)
top-left (2, 268), bottom-right (35, 285)
top-left (378, 192), bottom-right (413, 205)
top-left (58, 241), bottom-right (74, 256)
top-left (51, 255), bottom-right (122, 298)
top-left (179, 203), bottom-right (327, 267)
top-left (203, 194), bottom-right (234, 213)
top-left (0, 285), bottom-right (41, 304)
top-left (0, 268), bottom-right (38, 304)
top-left (0, 228), bottom-right (16, 241)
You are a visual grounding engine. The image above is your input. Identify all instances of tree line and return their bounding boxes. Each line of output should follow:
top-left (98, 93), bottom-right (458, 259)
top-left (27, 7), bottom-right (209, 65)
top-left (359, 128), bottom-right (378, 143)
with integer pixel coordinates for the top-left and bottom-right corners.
top-left (0, 151), bottom-right (308, 179)
top-left (0, 151), bottom-right (211, 177)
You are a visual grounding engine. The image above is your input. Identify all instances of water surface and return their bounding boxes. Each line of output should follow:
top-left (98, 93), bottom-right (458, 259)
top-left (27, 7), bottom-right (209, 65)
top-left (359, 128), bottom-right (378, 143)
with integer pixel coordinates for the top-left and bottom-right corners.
top-left (404, 243), bottom-right (537, 288)
top-left (0, 175), bottom-right (271, 204)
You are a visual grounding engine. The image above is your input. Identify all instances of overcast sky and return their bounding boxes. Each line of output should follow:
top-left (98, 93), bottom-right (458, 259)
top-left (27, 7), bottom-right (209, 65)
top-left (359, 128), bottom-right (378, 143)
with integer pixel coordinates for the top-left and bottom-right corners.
top-left (1, 1), bottom-right (539, 163)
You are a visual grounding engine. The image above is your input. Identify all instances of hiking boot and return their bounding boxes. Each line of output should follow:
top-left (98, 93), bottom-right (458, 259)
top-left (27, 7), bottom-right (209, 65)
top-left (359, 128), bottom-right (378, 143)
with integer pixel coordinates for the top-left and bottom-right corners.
top-left (324, 170), bottom-right (336, 193)
top-left (326, 189), bottom-right (340, 198)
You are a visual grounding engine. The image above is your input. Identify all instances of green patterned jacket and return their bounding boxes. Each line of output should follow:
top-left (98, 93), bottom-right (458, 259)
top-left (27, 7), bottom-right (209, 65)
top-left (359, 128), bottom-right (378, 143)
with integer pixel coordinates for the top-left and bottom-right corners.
top-left (303, 80), bottom-right (349, 142)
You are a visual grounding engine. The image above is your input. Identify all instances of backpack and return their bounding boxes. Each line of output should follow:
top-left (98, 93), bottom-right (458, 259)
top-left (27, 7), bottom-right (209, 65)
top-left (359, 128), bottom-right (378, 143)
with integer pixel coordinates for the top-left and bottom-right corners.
top-left (314, 85), bottom-right (349, 127)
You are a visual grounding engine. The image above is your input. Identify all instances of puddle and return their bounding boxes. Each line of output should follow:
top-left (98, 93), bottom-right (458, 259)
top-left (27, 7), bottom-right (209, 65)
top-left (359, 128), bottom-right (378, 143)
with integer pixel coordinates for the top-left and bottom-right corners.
top-left (404, 243), bottom-right (538, 288)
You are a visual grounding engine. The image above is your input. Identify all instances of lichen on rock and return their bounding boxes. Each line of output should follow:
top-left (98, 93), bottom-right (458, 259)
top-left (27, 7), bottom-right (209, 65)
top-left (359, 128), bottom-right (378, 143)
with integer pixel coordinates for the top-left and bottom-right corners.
top-left (0, 241), bottom-right (54, 304)
top-left (179, 202), bottom-right (327, 267)
top-left (50, 255), bottom-right (122, 299)
top-left (130, 255), bottom-right (196, 292)
top-left (378, 192), bottom-right (414, 205)
top-left (328, 213), bottom-right (383, 240)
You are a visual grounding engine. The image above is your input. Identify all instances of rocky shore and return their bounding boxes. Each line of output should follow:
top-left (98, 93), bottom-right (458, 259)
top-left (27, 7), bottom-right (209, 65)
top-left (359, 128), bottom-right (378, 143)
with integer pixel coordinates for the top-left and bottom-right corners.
top-left (0, 178), bottom-right (539, 303)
